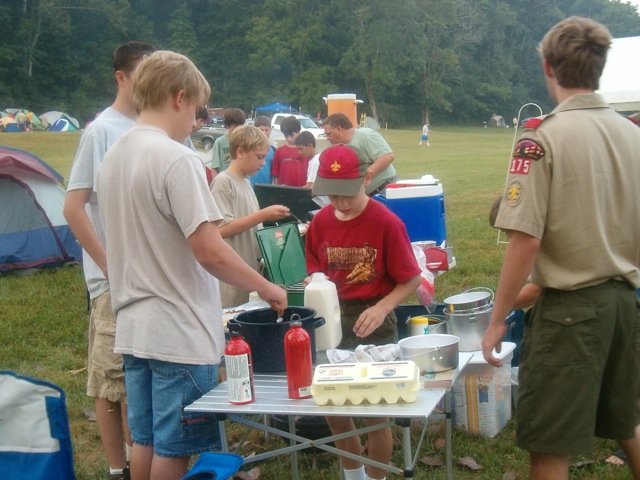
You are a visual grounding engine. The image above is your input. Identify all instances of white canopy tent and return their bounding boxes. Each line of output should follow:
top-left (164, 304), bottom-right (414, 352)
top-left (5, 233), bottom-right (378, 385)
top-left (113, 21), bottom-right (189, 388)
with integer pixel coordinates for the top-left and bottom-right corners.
top-left (597, 36), bottom-right (640, 112)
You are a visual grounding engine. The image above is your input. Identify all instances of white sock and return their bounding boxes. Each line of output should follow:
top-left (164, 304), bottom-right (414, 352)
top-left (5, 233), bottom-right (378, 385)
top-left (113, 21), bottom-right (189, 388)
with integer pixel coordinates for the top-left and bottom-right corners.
top-left (343, 466), bottom-right (366, 480)
top-left (109, 467), bottom-right (124, 475)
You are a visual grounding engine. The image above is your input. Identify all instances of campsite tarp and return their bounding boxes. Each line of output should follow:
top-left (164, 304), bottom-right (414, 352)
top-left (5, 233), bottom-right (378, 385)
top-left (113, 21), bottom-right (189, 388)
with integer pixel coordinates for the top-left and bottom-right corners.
top-left (255, 102), bottom-right (296, 116)
top-left (598, 36), bottom-right (640, 112)
top-left (0, 146), bottom-right (81, 273)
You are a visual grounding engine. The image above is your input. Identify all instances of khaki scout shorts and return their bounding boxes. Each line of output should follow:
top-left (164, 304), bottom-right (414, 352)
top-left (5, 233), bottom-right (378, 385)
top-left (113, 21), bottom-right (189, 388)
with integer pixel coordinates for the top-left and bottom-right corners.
top-left (338, 298), bottom-right (398, 350)
top-left (516, 280), bottom-right (640, 456)
top-left (86, 291), bottom-right (126, 402)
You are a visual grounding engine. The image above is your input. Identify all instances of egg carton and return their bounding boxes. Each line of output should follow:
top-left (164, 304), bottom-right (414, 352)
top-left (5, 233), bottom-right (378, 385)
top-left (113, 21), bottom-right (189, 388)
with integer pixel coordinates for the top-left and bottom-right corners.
top-left (310, 361), bottom-right (420, 406)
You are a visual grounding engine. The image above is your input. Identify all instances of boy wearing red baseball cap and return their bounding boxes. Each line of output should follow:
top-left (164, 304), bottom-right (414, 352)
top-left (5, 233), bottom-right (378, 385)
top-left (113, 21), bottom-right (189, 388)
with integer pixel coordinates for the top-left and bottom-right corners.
top-left (305, 144), bottom-right (421, 480)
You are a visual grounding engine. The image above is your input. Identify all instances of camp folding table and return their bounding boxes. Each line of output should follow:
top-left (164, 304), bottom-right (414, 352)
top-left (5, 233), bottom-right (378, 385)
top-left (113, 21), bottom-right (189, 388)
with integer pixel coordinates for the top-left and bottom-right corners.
top-left (186, 352), bottom-right (474, 480)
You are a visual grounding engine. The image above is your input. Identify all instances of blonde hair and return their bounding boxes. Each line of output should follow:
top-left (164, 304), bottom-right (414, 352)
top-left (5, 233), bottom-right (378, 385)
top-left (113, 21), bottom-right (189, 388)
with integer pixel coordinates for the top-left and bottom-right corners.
top-left (133, 50), bottom-right (210, 112)
top-left (538, 16), bottom-right (611, 90)
top-left (229, 126), bottom-right (270, 159)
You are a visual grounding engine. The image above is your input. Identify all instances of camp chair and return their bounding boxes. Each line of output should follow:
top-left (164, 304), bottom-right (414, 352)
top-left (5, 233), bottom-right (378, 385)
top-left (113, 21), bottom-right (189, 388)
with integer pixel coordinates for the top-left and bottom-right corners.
top-left (0, 371), bottom-right (75, 480)
top-left (181, 452), bottom-right (243, 480)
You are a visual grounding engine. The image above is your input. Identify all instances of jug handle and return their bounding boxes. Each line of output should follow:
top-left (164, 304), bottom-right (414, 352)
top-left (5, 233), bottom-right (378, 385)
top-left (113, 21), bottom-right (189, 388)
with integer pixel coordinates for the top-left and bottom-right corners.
top-left (311, 317), bottom-right (326, 329)
top-left (227, 319), bottom-right (241, 334)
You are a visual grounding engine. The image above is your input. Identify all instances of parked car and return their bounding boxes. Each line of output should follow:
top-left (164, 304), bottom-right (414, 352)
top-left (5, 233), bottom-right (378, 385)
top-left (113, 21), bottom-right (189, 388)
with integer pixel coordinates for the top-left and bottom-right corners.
top-left (270, 113), bottom-right (325, 139)
top-left (191, 124), bottom-right (225, 150)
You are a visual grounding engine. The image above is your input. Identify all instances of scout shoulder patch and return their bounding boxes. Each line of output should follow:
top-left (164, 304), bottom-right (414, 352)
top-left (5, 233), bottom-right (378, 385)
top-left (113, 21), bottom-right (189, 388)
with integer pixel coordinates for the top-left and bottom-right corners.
top-left (506, 180), bottom-right (522, 207)
top-left (509, 138), bottom-right (545, 175)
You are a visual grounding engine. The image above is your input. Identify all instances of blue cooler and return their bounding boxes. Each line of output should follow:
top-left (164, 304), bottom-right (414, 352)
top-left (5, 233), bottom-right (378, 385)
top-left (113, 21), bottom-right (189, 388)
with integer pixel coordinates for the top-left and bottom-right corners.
top-left (374, 183), bottom-right (447, 245)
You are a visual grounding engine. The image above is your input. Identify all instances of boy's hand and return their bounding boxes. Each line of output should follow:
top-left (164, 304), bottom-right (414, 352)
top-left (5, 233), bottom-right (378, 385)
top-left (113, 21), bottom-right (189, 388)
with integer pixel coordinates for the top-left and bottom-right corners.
top-left (262, 204), bottom-right (290, 222)
top-left (257, 283), bottom-right (288, 317)
top-left (353, 304), bottom-right (387, 338)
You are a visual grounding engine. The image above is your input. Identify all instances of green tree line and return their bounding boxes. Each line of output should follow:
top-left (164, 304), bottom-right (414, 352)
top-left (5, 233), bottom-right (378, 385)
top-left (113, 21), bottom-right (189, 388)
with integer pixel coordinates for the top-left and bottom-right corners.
top-left (1, 0), bottom-right (638, 126)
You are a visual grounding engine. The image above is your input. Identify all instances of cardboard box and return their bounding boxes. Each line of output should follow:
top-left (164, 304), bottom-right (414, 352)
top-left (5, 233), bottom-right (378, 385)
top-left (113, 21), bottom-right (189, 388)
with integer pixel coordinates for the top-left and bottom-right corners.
top-left (453, 342), bottom-right (515, 437)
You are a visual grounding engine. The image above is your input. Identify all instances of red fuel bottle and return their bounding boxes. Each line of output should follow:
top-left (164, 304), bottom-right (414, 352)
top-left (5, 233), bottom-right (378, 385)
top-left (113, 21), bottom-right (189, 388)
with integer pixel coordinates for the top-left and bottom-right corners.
top-left (284, 320), bottom-right (313, 399)
top-left (224, 332), bottom-right (255, 404)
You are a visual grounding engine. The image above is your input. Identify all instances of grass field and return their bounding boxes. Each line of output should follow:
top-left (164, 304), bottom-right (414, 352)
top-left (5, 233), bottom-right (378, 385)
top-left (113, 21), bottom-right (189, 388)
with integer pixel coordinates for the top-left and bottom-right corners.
top-left (0, 128), bottom-right (630, 479)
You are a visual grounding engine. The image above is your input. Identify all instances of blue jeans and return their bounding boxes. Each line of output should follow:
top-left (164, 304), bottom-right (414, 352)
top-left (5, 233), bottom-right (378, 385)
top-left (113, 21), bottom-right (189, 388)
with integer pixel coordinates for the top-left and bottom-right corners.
top-left (123, 355), bottom-right (221, 457)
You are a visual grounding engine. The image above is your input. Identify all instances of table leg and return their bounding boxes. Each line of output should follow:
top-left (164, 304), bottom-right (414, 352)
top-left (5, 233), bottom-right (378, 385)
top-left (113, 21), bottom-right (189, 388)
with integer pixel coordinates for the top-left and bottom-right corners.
top-left (288, 416), bottom-right (299, 480)
top-left (444, 392), bottom-right (453, 480)
top-left (401, 422), bottom-right (413, 480)
top-left (217, 415), bottom-right (229, 452)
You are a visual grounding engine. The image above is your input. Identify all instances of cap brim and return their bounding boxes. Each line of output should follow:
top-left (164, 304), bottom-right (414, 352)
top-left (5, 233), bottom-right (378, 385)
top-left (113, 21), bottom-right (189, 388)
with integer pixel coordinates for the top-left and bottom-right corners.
top-left (312, 177), bottom-right (363, 197)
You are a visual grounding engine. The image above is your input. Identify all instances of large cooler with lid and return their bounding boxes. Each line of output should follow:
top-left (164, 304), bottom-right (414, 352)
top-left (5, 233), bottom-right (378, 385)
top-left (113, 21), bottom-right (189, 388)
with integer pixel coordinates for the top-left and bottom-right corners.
top-left (373, 180), bottom-right (447, 245)
top-left (256, 223), bottom-right (306, 305)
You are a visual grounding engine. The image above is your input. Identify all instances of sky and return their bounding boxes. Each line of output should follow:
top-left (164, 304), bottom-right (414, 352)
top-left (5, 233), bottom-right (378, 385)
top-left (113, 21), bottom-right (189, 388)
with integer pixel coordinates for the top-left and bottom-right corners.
top-left (622, 0), bottom-right (640, 11)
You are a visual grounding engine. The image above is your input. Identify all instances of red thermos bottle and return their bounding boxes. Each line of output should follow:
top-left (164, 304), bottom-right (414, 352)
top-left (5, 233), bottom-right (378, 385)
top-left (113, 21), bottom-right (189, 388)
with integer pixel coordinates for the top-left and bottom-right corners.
top-left (284, 320), bottom-right (313, 399)
top-left (224, 332), bottom-right (255, 404)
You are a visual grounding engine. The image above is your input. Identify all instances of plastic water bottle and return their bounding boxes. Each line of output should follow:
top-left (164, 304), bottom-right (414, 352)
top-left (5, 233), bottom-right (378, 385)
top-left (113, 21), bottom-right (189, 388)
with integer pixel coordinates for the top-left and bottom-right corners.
top-left (304, 272), bottom-right (342, 351)
top-left (224, 332), bottom-right (255, 404)
top-left (284, 320), bottom-right (313, 399)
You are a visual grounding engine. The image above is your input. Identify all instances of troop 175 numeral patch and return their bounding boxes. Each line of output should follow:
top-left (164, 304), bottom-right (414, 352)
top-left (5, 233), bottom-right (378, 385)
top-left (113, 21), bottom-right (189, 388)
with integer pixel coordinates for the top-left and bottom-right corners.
top-left (510, 138), bottom-right (545, 175)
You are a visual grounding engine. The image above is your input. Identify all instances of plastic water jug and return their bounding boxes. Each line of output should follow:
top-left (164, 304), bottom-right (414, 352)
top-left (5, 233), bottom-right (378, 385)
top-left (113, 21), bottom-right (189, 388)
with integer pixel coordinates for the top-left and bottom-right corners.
top-left (304, 273), bottom-right (342, 351)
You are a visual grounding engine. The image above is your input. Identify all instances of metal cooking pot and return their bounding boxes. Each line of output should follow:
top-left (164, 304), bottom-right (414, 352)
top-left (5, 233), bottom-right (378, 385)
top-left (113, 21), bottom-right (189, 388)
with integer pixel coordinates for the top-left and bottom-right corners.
top-left (443, 288), bottom-right (493, 351)
top-left (228, 307), bottom-right (325, 373)
top-left (398, 334), bottom-right (459, 374)
top-left (443, 287), bottom-right (493, 313)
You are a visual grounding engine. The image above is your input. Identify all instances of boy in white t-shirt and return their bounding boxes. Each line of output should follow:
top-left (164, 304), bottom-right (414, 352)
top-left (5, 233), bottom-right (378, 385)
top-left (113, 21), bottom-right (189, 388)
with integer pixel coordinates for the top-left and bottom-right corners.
top-left (64, 40), bottom-right (155, 480)
top-left (295, 131), bottom-right (328, 207)
top-left (294, 131), bottom-right (320, 188)
top-left (97, 50), bottom-right (287, 480)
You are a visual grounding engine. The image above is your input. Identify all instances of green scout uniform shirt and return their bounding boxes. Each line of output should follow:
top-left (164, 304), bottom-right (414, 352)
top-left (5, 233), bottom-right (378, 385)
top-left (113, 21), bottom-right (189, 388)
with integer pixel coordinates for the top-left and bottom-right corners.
top-left (495, 93), bottom-right (640, 290)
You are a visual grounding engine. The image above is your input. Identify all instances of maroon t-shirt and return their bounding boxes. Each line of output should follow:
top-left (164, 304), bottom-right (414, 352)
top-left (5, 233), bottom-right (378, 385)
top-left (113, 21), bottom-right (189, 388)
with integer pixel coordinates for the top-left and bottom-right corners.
top-left (305, 199), bottom-right (420, 301)
top-left (271, 144), bottom-right (308, 186)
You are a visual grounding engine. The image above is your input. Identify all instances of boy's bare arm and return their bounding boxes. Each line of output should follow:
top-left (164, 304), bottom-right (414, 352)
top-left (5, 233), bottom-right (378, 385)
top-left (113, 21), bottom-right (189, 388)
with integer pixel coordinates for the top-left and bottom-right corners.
top-left (513, 283), bottom-right (542, 310)
top-left (353, 275), bottom-right (421, 338)
top-left (64, 188), bottom-right (108, 277)
top-left (216, 205), bottom-right (290, 238)
top-left (483, 231), bottom-right (540, 366)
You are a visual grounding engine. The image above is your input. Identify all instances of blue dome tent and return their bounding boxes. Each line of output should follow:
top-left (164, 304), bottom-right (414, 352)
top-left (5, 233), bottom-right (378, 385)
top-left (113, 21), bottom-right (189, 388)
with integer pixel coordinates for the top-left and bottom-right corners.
top-left (0, 146), bottom-right (81, 273)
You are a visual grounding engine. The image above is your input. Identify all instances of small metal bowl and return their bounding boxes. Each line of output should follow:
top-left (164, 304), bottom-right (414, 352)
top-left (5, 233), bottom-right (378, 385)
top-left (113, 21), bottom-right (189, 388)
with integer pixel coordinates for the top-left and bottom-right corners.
top-left (398, 334), bottom-right (459, 374)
